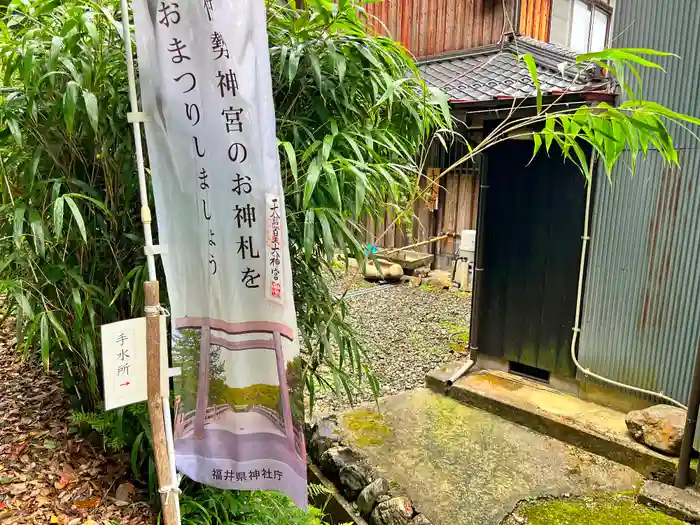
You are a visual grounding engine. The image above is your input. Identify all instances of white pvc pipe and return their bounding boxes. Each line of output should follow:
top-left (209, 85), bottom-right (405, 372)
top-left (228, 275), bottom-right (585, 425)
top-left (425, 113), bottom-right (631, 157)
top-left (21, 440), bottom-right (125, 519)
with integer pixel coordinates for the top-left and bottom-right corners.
top-left (118, 0), bottom-right (181, 520)
top-left (570, 153), bottom-right (687, 410)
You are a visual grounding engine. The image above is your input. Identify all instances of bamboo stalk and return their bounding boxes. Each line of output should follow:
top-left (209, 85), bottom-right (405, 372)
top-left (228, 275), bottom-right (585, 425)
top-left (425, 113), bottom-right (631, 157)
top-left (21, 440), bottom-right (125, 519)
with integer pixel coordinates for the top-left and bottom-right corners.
top-left (382, 234), bottom-right (449, 256)
top-left (145, 281), bottom-right (178, 525)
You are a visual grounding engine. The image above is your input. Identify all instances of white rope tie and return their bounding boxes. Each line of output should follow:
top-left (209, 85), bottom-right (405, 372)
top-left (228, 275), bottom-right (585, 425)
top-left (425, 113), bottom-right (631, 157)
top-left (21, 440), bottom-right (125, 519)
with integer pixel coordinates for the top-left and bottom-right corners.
top-left (144, 305), bottom-right (170, 316)
top-left (159, 485), bottom-right (182, 504)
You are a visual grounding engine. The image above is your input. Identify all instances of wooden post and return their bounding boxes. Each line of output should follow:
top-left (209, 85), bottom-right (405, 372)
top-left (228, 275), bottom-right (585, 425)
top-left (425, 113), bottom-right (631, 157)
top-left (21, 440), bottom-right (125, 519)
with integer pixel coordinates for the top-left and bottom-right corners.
top-left (144, 281), bottom-right (178, 525)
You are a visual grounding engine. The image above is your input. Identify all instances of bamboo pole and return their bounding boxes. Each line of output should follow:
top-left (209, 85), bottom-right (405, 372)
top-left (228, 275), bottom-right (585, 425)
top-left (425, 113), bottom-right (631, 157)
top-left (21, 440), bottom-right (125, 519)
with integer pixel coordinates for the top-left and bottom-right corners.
top-left (382, 234), bottom-right (449, 256)
top-left (119, 0), bottom-right (180, 521)
top-left (145, 281), bottom-right (178, 525)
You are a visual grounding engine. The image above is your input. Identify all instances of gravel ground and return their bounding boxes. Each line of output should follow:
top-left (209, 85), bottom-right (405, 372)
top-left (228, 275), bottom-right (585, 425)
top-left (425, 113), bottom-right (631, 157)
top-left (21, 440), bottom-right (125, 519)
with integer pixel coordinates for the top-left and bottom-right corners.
top-left (314, 268), bottom-right (471, 413)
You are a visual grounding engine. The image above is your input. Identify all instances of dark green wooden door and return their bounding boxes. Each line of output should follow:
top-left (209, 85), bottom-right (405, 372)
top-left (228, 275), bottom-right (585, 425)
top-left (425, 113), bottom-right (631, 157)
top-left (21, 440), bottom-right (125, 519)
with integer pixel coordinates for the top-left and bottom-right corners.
top-left (478, 139), bottom-right (589, 377)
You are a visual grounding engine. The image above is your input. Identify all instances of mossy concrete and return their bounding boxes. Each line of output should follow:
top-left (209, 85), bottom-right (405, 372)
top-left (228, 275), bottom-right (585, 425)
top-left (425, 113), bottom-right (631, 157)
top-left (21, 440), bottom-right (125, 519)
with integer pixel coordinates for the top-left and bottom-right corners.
top-left (427, 364), bottom-right (682, 482)
top-left (504, 493), bottom-right (687, 525)
top-left (339, 389), bottom-right (642, 525)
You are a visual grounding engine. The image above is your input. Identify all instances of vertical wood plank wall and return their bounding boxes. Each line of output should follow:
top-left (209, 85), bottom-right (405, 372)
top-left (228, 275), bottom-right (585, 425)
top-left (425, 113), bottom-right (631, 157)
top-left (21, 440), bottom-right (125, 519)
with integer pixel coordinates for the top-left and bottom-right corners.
top-left (364, 0), bottom-right (518, 59)
top-left (362, 169), bottom-right (479, 269)
top-left (519, 0), bottom-right (552, 42)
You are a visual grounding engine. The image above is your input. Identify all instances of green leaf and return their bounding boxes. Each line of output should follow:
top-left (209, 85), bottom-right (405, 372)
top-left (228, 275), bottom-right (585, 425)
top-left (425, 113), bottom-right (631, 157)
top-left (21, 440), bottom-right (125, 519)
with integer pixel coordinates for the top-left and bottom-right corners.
top-left (354, 168), bottom-right (367, 215)
top-left (317, 210), bottom-right (335, 261)
top-left (49, 36), bottom-right (63, 67)
top-left (63, 81), bottom-right (80, 133)
top-left (279, 140), bottom-right (298, 184)
top-left (29, 209), bottom-right (45, 257)
top-left (528, 134), bottom-right (542, 165)
top-left (309, 51), bottom-right (323, 90)
top-left (13, 203), bottom-right (25, 248)
top-left (64, 192), bottom-right (110, 215)
top-left (323, 161), bottom-right (342, 208)
top-left (334, 51), bottom-right (346, 84)
top-left (47, 311), bottom-right (70, 347)
top-left (13, 292), bottom-right (33, 318)
top-left (303, 209), bottom-right (315, 262)
top-left (64, 195), bottom-right (87, 243)
top-left (303, 161), bottom-right (322, 207)
top-left (131, 432), bottom-right (145, 478)
top-left (544, 118), bottom-right (556, 153)
top-left (322, 134), bottom-right (335, 160)
top-left (53, 196), bottom-right (65, 240)
top-left (82, 91), bottom-right (99, 133)
top-left (40, 313), bottom-right (50, 372)
top-left (288, 46), bottom-right (301, 83)
top-left (7, 119), bottom-right (22, 146)
top-left (521, 54), bottom-right (542, 114)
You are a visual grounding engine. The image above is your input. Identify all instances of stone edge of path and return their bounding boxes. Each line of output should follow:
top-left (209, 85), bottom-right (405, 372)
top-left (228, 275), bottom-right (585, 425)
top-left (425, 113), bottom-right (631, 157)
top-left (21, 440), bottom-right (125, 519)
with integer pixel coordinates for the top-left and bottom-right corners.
top-left (306, 416), bottom-right (433, 525)
top-left (638, 480), bottom-right (700, 524)
top-left (426, 362), bottom-right (681, 484)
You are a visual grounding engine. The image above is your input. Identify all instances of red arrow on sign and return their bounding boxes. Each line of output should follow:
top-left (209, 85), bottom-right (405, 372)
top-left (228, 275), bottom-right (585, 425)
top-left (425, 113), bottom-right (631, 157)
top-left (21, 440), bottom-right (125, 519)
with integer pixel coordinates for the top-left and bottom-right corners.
top-left (120, 381), bottom-right (131, 387)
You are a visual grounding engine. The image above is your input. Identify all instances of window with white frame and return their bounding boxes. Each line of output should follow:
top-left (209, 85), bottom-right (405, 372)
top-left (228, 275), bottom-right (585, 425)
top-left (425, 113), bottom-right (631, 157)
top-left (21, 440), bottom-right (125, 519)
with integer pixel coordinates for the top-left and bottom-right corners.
top-left (569, 0), bottom-right (611, 53)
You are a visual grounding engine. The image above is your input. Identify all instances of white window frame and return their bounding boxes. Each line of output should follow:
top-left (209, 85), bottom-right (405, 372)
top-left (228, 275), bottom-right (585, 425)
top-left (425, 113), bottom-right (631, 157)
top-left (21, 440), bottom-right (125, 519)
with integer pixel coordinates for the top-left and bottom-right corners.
top-left (569, 0), bottom-right (612, 53)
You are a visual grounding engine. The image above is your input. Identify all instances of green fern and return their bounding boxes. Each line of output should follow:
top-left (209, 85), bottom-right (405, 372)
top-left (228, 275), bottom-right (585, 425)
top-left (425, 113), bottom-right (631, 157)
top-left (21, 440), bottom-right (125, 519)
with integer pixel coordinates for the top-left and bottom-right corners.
top-left (308, 483), bottom-right (333, 498)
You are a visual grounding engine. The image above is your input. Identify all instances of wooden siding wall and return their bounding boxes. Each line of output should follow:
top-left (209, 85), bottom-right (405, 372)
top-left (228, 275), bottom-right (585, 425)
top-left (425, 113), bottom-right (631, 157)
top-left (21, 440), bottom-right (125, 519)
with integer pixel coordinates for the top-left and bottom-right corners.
top-left (519, 0), bottom-right (552, 41)
top-left (363, 170), bottom-right (479, 268)
top-left (364, 0), bottom-right (518, 59)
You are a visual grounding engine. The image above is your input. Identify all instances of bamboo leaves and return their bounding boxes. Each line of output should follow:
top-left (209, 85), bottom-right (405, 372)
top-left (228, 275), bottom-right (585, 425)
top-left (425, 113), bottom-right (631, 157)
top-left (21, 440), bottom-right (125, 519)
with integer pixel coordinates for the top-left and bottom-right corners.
top-left (0, 0), bottom-right (140, 410)
top-left (270, 0), bottom-right (448, 409)
top-left (485, 48), bottom-right (700, 181)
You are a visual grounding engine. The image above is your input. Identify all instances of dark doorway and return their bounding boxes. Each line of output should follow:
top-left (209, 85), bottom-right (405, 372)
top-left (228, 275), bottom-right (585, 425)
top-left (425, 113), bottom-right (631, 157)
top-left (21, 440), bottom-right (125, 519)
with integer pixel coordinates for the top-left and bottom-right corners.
top-left (477, 138), bottom-right (590, 378)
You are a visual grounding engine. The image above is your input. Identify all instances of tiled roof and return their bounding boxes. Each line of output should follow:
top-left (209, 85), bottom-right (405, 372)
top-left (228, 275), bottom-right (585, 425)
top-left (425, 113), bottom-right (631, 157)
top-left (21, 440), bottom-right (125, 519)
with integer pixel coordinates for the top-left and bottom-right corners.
top-left (419, 35), bottom-right (612, 104)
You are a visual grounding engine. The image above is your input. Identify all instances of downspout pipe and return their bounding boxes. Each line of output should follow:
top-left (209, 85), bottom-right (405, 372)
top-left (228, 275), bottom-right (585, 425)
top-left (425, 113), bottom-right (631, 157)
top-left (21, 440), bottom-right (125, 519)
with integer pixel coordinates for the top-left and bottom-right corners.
top-left (569, 152), bottom-right (687, 406)
top-left (675, 340), bottom-right (700, 488)
top-left (447, 154), bottom-right (488, 387)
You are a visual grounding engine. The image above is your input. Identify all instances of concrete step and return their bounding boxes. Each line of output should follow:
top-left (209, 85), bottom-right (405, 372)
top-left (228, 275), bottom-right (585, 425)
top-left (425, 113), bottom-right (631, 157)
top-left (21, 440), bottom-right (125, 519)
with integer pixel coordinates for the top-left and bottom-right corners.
top-left (427, 362), bottom-right (683, 483)
top-left (334, 389), bottom-right (642, 525)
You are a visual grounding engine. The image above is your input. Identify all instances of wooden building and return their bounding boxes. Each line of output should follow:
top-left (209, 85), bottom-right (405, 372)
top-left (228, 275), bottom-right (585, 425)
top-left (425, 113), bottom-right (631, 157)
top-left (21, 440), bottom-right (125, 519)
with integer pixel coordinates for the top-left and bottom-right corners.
top-left (362, 0), bottom-right (615, 267)
top-left (364, 0), bottom-right (614, 60)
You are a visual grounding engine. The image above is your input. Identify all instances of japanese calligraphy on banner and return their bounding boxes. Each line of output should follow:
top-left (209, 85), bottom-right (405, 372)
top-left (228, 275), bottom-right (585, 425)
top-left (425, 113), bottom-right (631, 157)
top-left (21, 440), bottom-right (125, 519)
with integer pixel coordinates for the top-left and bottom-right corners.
top-left (131, 0), bottom-right (306, 507)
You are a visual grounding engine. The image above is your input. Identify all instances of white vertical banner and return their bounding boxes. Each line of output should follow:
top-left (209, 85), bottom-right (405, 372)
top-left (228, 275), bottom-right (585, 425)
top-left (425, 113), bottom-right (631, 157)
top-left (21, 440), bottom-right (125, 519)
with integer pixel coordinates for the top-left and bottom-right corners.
top-left (131, 0), bottom-right (306, 507)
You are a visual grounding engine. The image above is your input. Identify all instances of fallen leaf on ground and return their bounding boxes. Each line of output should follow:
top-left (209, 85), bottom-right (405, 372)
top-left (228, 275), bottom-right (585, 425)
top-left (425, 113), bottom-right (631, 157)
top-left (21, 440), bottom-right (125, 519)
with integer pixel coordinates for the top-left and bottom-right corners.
top-left (115, 482), bottom-right (135, 505)
top-left (0, 320), bottom-right (154, 524)
top-left (35, 495), bottom-right (51, 506)
top-left (10, 441), bottom-right (28, 457)
top-left (73, 496), bottom-right (100, 509)
top-left (9, 482), bottom-right (27, 495)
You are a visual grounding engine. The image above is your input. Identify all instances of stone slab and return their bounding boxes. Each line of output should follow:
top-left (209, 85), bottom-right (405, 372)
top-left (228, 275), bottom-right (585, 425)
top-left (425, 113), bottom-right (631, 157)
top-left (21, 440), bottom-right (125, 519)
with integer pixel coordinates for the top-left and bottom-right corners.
top-left (338, 389), bottom-right (642, 525)
top-left (638, 480), bottom-right (700, 523)
top-left (427, 363), bottom-right (681, 482)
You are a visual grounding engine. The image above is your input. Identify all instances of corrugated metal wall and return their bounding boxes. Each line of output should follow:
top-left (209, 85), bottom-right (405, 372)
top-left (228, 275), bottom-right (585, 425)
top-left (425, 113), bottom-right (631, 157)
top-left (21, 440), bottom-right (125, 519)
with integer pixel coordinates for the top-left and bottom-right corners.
top-left (519, 0), bottom-right (552, 42)
top-left (579, 0), bottom-right (700, 404)
top-left (364, 0), bottom-right (517, 58)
